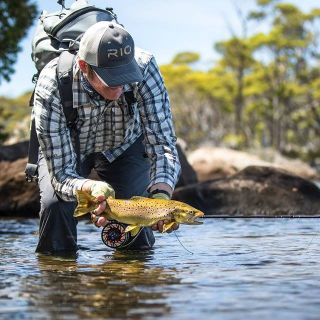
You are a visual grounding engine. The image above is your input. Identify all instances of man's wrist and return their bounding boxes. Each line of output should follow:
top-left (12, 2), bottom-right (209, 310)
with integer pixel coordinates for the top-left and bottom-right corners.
top-left (150, 189), bottom-right (171, 199)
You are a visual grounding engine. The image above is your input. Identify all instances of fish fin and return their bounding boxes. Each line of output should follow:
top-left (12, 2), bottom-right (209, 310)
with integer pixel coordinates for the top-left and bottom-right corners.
top-left (162, 221), bottom-right (176, 233)
top-left (125, 225), bottom-right (141, 236)
top-left (130, 196), bottom-right (147, 201)
top-left (74, 190), bottom-right (97, 217)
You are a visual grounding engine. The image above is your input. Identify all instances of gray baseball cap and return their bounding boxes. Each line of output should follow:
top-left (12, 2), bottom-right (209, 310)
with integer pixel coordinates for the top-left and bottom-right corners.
top-left (78, 21), bottom-right (143, 86)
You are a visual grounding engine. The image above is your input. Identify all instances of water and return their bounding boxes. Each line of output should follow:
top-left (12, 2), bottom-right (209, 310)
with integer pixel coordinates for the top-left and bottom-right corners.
top-left (1, 218), bottom-right (320, 320)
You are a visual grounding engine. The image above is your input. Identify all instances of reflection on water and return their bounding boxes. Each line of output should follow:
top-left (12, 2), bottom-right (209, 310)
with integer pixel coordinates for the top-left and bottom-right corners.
top-left (29, 252), bottom-right (179, 319)
top-left (0, 218), bottom-right (320, 320)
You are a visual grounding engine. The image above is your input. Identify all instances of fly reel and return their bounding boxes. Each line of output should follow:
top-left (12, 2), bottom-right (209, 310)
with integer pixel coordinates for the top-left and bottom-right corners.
top-left (101, 221), bottom-right (132, 249)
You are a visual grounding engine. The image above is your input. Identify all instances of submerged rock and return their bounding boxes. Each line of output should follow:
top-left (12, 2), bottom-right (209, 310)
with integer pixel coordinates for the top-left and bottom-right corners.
top-left (172, 166), bottom-right (320, 216)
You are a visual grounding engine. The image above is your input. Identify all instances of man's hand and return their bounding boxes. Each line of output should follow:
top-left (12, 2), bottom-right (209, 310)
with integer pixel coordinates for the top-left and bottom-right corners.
top-left (90, 181), bottom-right (115, 199)
top-left (151, 219), bottom-right (179, 233)
top-left (150, 191), bottom-right (179, 233)
top-left (81, 180), bottom-right (115, 227)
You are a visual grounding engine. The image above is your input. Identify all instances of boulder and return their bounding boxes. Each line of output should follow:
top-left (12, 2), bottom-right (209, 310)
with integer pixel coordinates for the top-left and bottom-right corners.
top-left (188, 147), bottom-right (319, 181)
top-left (0, 158), bottom-right (40, 217)
top-left (0, 140), bottom-right (29, 161)
top-left (0, 140), bottom-right (198, 217)
top-left (175, 143), bottom-right (198, 187)
top-left (172, 166), bottom-right (320, 216)
top-left (1, 160), bottom-right (319, 217)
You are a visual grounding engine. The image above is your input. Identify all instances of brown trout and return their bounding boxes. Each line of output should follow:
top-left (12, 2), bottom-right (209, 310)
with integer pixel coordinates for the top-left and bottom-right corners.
top-left (74, 190), bottom-right (204, 235)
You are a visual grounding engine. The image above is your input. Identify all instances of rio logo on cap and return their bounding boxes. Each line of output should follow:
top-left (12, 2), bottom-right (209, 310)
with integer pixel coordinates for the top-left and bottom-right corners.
top-left (107, 45), bottom-right (132, 59)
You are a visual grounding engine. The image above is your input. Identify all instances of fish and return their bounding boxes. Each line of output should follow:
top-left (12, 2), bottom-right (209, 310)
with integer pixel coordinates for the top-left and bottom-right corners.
top-left (74, 190), bottom-right (204, 236)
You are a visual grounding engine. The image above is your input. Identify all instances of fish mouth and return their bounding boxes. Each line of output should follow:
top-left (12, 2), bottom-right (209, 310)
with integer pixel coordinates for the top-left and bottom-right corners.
top-left (195, 211), bottom-right (205, 218)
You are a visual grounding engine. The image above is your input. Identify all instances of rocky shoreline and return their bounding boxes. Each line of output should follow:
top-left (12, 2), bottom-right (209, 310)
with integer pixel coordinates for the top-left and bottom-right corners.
top-left (0, 141), bottom-right (319, 217)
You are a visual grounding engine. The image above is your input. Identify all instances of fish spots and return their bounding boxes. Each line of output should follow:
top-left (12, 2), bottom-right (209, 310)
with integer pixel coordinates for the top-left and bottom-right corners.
top-left (75, 191), bottom-right (204, 226)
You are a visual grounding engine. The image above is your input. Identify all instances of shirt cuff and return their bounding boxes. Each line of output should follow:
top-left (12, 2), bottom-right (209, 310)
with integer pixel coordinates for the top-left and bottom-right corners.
top-left (148, 176), bottom-right (175, 192)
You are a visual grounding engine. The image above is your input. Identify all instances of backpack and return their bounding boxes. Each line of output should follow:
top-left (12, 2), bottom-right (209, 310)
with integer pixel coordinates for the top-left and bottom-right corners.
top-left (25, 0), bottom-right (136, 182)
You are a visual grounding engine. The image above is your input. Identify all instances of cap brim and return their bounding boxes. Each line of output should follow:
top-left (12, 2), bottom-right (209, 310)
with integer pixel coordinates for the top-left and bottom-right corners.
top-left (91, 59), bottom-right (143, 87)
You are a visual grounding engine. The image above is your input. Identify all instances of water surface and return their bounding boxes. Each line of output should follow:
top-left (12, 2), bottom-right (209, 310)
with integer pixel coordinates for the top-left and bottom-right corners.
top-left (1, 218), bottom-right (319, 320)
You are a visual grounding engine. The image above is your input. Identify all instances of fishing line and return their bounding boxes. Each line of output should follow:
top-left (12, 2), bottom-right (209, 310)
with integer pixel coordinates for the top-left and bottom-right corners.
top-left (173, 230), bottom-right (194, 255)
top-left (203, 216), bottom-right (320, 218)
top-left (304, 235), bottom-right (316, 252)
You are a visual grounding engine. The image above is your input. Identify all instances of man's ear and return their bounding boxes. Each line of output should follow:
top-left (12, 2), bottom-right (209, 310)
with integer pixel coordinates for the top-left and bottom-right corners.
top-left (78, 60), bottom-right (89, 73)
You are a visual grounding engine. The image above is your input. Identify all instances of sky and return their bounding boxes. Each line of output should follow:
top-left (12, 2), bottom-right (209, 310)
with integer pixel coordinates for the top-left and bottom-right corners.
top-left (0, 0), bottom-right (319, 97)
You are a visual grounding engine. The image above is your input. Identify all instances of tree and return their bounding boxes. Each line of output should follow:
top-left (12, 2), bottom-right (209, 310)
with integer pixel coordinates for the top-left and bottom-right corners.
top-left (215, 38), bottom-right (255, 143)
top-left (247, 2), bottom-right (320, 152)
top-left (0, 0), bottom-right (38, 83)
top-left (161, 58), bottom-right (235, 148)
top-left (171, 52), bottom-right (200, 65)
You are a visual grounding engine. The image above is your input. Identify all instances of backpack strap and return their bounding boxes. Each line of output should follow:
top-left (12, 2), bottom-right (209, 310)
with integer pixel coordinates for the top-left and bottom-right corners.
top-left (25, 116), bottom-right (40, 182)
top-left (25, 51), bottom-right (80, 182)
top-left (56, 51), bottom-right (77, 126)
top-left (56, 51), bottom-right (82, 175)
top-left (25, 77), bottom-right (40, 182)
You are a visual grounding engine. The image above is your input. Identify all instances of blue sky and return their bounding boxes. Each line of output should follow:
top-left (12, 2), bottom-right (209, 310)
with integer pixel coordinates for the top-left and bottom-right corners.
top-left (0, 0), bottom-right (319, 97)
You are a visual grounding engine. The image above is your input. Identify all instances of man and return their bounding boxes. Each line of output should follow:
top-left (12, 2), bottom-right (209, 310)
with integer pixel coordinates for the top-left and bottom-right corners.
top-left (33, 21), bottom-right (181, 254)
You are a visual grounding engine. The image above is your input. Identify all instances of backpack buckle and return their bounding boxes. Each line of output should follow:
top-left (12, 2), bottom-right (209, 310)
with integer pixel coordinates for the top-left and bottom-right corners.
top-left (25, 163), bottom-right (39, 183)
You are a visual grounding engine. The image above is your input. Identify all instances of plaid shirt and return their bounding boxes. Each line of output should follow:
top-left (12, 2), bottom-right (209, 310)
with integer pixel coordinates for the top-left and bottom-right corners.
top-left (33, 48), bottom-right (181, 201)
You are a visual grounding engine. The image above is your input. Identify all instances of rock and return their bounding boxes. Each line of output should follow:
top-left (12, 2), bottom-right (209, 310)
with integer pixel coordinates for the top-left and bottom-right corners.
top-left (175, 142), bottom-right (198, 187)
top-left (188, 147), bottom-right (319, 181)
top-left (0, 139), bottom-right (198, 217)
top-left (0, 158), bottom-right (40, 217)
top-left (1, 143), bottom-right (318, 217)
top-left (172, 166), bottom-right (320, 216)
top-left (0, 140), bottom-right (29, 161)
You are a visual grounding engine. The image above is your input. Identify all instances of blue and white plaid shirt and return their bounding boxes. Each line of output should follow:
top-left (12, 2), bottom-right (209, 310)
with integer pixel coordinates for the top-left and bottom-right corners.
top-left (33, 48), bottom-right (181, 201)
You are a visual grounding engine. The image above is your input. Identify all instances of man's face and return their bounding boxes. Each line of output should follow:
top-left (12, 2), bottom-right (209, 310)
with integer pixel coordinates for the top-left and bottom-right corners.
top-left (89, 69), bottom-right (123, 100)
top-left (79, 60), bottom-right (124, 100)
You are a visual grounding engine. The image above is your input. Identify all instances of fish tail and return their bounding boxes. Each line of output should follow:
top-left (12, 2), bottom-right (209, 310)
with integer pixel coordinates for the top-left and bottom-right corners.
top-left (162, 221), bottom-right (176, 233)
top-left (124, 225), bottom-right (141, 237)
top-left (74, 190), bottom-right (97, 217)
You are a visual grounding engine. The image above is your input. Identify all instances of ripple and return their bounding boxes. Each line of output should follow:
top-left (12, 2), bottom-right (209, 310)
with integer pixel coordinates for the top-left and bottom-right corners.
top-left (0, 218), bottom-right (320, 319)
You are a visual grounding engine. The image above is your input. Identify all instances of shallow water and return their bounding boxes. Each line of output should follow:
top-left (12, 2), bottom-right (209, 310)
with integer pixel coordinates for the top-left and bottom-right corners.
top-left (1, 218), bottom-right (319, 320)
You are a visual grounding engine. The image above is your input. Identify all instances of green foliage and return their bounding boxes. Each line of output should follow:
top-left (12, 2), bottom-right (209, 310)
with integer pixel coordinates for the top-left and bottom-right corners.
top-left (257, 0), bottom-right (277, 6)
top-left (0, 91), bottom-right (32, 145)
top-left (159, 0), bottom-right (320, 165)
top-left (171, 52), bottom-right (200, 65)
top-left (248, 11), bottom-right (266, 21)
top-left (223, 133), bottom-right (247, 149)
top-left (0, 0), bottom-right (38, 83)
top-left (1, 0), bottom-right (320, 167)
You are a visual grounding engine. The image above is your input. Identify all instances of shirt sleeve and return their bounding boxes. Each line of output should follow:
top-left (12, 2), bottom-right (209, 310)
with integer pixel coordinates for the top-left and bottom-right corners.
top-left (137, 56), bottom-right (181, 190)
top-left (33, 60), bottom-right (88, 201)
